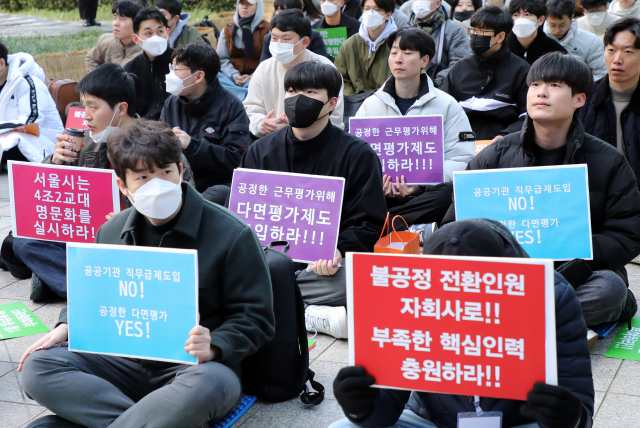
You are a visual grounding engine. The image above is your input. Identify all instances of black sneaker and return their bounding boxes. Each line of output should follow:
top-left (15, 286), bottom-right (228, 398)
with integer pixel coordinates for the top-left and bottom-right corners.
top-left (82, 19), bottom-right (92, 27)
top-left (90, 18), bottom-right (101, 26)
top-left (30, 273), bottom-right (52, 302)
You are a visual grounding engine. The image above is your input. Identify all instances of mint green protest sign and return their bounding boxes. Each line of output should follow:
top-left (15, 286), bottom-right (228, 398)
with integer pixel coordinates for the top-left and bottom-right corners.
top-left (0, 302), bottom-right (49, 340)
top-left (606, 318), bottom-right (640, 360)
top-left (318, 27), bottom-right (348, 58)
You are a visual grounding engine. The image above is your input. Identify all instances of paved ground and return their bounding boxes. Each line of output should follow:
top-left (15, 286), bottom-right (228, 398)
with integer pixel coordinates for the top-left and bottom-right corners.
top-left (0, 168), bottom-right (639, 427)
top-left (0, 13), bottom-right (111, 37)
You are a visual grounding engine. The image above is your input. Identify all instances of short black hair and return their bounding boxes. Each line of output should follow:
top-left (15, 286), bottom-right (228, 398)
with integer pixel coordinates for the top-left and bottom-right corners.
top-left (274, 0), bottom-right (303, 10)
top-left (604, 16), bottom-right (640, 49)
top-left (76, 63), bottom-right (136, 117)
top-left (508, 0), bottom-right (547, 17)
top-left (579, 0), bottom-right (607, 10)
top-left (359, 0), bottom-right (396, 14)
top-left (171, 42), bottom-right (221, 85)
top-left (386, 27), bottom-right (436, 60)
top-left (470, 5), bottom-right (513, 34)
top-left (284, 61), bottom-right (342, 99)
top-left (0, 42), bottom-right (7, 65)
top-left (107, 119), bottom-right (182, 184)
top-left (112, 0), bottom-right (144, 18)
top-left (452, 0), bottom-right (482, 11)
top-left (155, 0), bottom-right (181, 17)
top-left (526, 52), bottom-right (593, 97)
top-left (546, 0), bottom-right (574, 19)
top-left (271, 9), bottom-right (312, 39)
top-left (133, 6), bottom-right (168, 34)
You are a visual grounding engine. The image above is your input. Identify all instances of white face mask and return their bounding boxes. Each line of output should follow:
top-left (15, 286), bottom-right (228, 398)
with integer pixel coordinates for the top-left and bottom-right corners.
top-left (362, 9), bottom-right (385, 29)
top-left (127, 177), bottom-right (183, 220)
top-left (138, 35), bottom-right (168, 56)
top-left (90, 103), bottom-right (122, 144)
top-left (585, 10), bottom-right (606, 26)
top-left (413, 0), bottom-right (435, 19)
top-left (269, 39), bottom-right (304, 64)
top-left (321, 1), bottom-right (339, 16)
top-left (512, 17), bottom-right (538, 38)
top-left (165, 68), bottom-right (197, 97)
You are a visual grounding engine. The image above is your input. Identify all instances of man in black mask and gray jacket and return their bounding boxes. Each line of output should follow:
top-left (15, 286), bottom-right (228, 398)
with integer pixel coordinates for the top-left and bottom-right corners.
top-left (441, 5), bottom-right (530, 140)
top-left (240, 61), bottom-right (387, 339)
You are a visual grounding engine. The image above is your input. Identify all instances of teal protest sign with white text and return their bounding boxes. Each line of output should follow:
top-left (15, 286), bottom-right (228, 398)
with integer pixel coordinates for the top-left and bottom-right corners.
top-left (453, 165), bottom-right (592, 260)
top-left (67, 243), bottom-right (199, 364)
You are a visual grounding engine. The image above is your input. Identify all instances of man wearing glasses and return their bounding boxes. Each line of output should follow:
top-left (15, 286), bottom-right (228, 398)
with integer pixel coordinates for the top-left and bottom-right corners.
top-left (441, 5), bottom-right (531, 140)
top-left (544, 0), bottom-right (607, 81)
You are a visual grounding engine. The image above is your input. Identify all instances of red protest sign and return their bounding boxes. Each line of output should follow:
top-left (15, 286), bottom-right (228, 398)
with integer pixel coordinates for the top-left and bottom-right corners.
top-left (8, 161), bottom-right (121, 243)
top-left (65, 107), bottom-right (88, 130)
top-left (346, 253), bottom-right (556, 401)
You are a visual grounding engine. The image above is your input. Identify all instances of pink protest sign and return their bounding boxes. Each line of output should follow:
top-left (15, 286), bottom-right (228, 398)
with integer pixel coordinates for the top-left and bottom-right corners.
top-left (349, 115), bottom-right (445, 185)
top-left (228, 168), bottom-right (345, 263)
top-left (65, 107), bottom-right (88, 130)
top-left (8, 161), bottom-right (121, 243)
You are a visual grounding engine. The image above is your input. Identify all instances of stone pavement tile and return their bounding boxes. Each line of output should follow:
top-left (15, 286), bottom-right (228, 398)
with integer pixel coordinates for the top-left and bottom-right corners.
top-left (316, 339), bottom-right (348, 364)
top-left (0, 279), bottom-right (33, 301)
top-left (0, 360), bottom-right (13, 376)
top-left (309, 332), bottom-right (336, 362)
top-left (627, 263), bottom-right (640, 276)
top-left (0, 368), bottom-right (26, 404)
top-left (232, 400), bottom-right (266, 427)
top-left (594, 390), bottom-right (604, 416)
top-left (591, 354), bottom-right (622, 392)
top-left (0, 215), bottom-right (14, 229)
top-left (1, 341), bottom-right (12, 362)
top-left (591, 324), bottom-right (623, 356)
top-left (0, 401), bottom-right (31, 428)
top-left (237, 396), bottom-right (345, 427)
top-left (309, 360), bottom-right (348, 401)
top-left (0, 203), bottom-right (13, 216)
top-left (593, 393), bottom-right (640, 428)
top-left (4, 302), bottom-right (64, 362)
top-left (609, 360), bottom-right (640, 396)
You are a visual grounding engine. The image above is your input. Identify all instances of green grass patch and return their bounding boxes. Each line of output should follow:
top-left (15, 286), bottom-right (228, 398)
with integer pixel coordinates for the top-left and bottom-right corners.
top-left (1, 29), bottom-right (103, 56)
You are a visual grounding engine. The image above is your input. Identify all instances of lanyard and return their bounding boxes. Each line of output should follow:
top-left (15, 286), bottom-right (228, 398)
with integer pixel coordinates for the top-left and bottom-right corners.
top-left (474, 395), bottom-right (483, 416)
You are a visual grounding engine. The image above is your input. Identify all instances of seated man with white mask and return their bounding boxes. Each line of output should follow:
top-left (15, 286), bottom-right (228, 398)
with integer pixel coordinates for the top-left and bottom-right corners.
top-left (243, 9), bottom-right (344, 138)
top-left (124, 6), bottom-right (173, 120)
top-left (241, 61), bottom-right (386, 339)
top-left (19, 119), bottom-right (275, 428)
top-left (7, 63), bottom-right (195, 301)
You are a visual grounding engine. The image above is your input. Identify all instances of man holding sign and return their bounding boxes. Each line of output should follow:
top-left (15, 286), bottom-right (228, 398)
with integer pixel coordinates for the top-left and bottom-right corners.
top-left (330, 220), bottom-right (594, 428)
top-left (241, 61), bottom-right (386, 338)
top-left (19, 121), bottom-right (275, 428)
top-left (444, 53), bottom-right (640, 328)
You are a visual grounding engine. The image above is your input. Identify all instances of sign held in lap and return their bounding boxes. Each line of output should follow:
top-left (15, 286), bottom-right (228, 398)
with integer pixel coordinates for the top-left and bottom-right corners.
top-left (228, 168), bottom-right (344, 263)
top-left (453, 165), bottom-right (592, 260)
top-left (67, 243), bottom-right (199, 365)
top-left (8, 161), bottom-right (120, 243)
top-left (318, 27), bottom-right (347, 58)
top-left (349, 115), bottom-right (445, 185)
top-left (347, 253), bottom-right (557, 401)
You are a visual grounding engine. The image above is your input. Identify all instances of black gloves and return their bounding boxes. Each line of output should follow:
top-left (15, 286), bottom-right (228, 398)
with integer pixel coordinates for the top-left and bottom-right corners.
top-left (333, 366), bottom-right (380, 420)
top-left (520, 382), bottom-right (584, 428)
top-left (556, 259), bottom-right (593, 289)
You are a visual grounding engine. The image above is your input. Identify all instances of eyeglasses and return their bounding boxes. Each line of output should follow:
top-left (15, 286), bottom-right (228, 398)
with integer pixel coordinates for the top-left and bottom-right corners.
top-left (547, 22), bottom-right (571, 31)
top-left (363, 7), bottom-right (384, 13)
top-left (470, 28), bottom-right (495, 36)
top-left (170, 65), bottom-right (192, 73)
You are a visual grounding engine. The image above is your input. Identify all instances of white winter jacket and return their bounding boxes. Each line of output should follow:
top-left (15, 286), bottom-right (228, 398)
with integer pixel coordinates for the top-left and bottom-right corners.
top-left (355, 75), bottom-right (474, 182)
top-left (543, 20), bottom-right (607, 81)
top-left (0, 53), bottom-right (62, 162)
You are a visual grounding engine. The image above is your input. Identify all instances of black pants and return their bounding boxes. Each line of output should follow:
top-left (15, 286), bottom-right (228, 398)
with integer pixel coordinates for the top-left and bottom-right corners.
top-left (78, 0), bottom-right (98, 20)
top-left (387, 182), bottom-right (454, 229)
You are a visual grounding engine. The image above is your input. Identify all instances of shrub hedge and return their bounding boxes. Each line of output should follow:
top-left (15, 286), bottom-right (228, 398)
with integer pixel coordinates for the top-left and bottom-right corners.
top-left (1, 0), bottom-right (235, 13)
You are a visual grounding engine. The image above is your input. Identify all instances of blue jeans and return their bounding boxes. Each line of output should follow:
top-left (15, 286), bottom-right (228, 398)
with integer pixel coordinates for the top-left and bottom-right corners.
top-left (575, 269), bottom-right (628, 327)
top-left (13, 237), bottom-right (67, 299)
top-left (217, 72), bottom-right (250, 100)
top-left (329, 409), bottom-right (540, 428)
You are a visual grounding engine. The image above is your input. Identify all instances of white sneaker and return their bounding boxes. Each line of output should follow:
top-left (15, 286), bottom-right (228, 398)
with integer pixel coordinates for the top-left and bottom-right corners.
top-left (587, 329), bottom-right (598, 350)
top-left (305, 305), bottom-right (348, 339)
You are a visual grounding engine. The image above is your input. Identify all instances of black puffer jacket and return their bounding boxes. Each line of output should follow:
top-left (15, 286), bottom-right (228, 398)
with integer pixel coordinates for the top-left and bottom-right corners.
top-left (579, 76), bottom-right (640, 188)
top-left (124, 48), bottom-right (173, 120)
top-left (346, 219), bottom-right (594, 428)
top-left (505, 27), bottom-right (567, 66)
top-left (444, 116), bottom-right (640, 273)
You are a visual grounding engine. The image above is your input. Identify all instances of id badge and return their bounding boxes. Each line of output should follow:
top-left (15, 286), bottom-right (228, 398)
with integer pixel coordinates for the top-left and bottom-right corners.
top-left (457, 411), bottom-right (503, 428)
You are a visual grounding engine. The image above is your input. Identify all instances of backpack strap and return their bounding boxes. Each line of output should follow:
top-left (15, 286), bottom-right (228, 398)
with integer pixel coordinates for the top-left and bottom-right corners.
top-left (300, 369), bottom-right (325, 405)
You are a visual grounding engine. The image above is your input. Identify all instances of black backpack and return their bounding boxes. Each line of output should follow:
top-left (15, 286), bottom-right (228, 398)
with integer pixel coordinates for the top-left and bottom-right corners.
top-left (241, 241), bottom-right (324, 405)
top-left (192, 16), bottom-right (221, 39)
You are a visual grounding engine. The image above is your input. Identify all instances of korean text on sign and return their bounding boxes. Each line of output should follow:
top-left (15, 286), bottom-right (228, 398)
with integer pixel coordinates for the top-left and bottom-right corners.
top-left (67, 243), bottom-right (199, 365)
top-left (318, 27), bottom-right (347, 58)
top-left (65, 107), bottom-right (88, 130)
top-left (0, 302), bottom-right (49, 340)
top-left (347, 253), bottom-right (557, 400)
top-left (349, 115), bottom-right (445, 185)
top-left (453, 165), bottom-right (592, 260)
top-left (8, 161), bottom-right (120, 243)
top-left (228, 168), bottom-right (345, 263)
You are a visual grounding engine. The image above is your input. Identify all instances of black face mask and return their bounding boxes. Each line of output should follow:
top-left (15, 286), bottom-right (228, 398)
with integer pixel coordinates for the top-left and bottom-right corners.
top-left (454, 10), bottom-right (474, 21)
top-left (470, 33), bottom-right (494, 55)
top-left (284, 94), bottom-right (331, 129)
